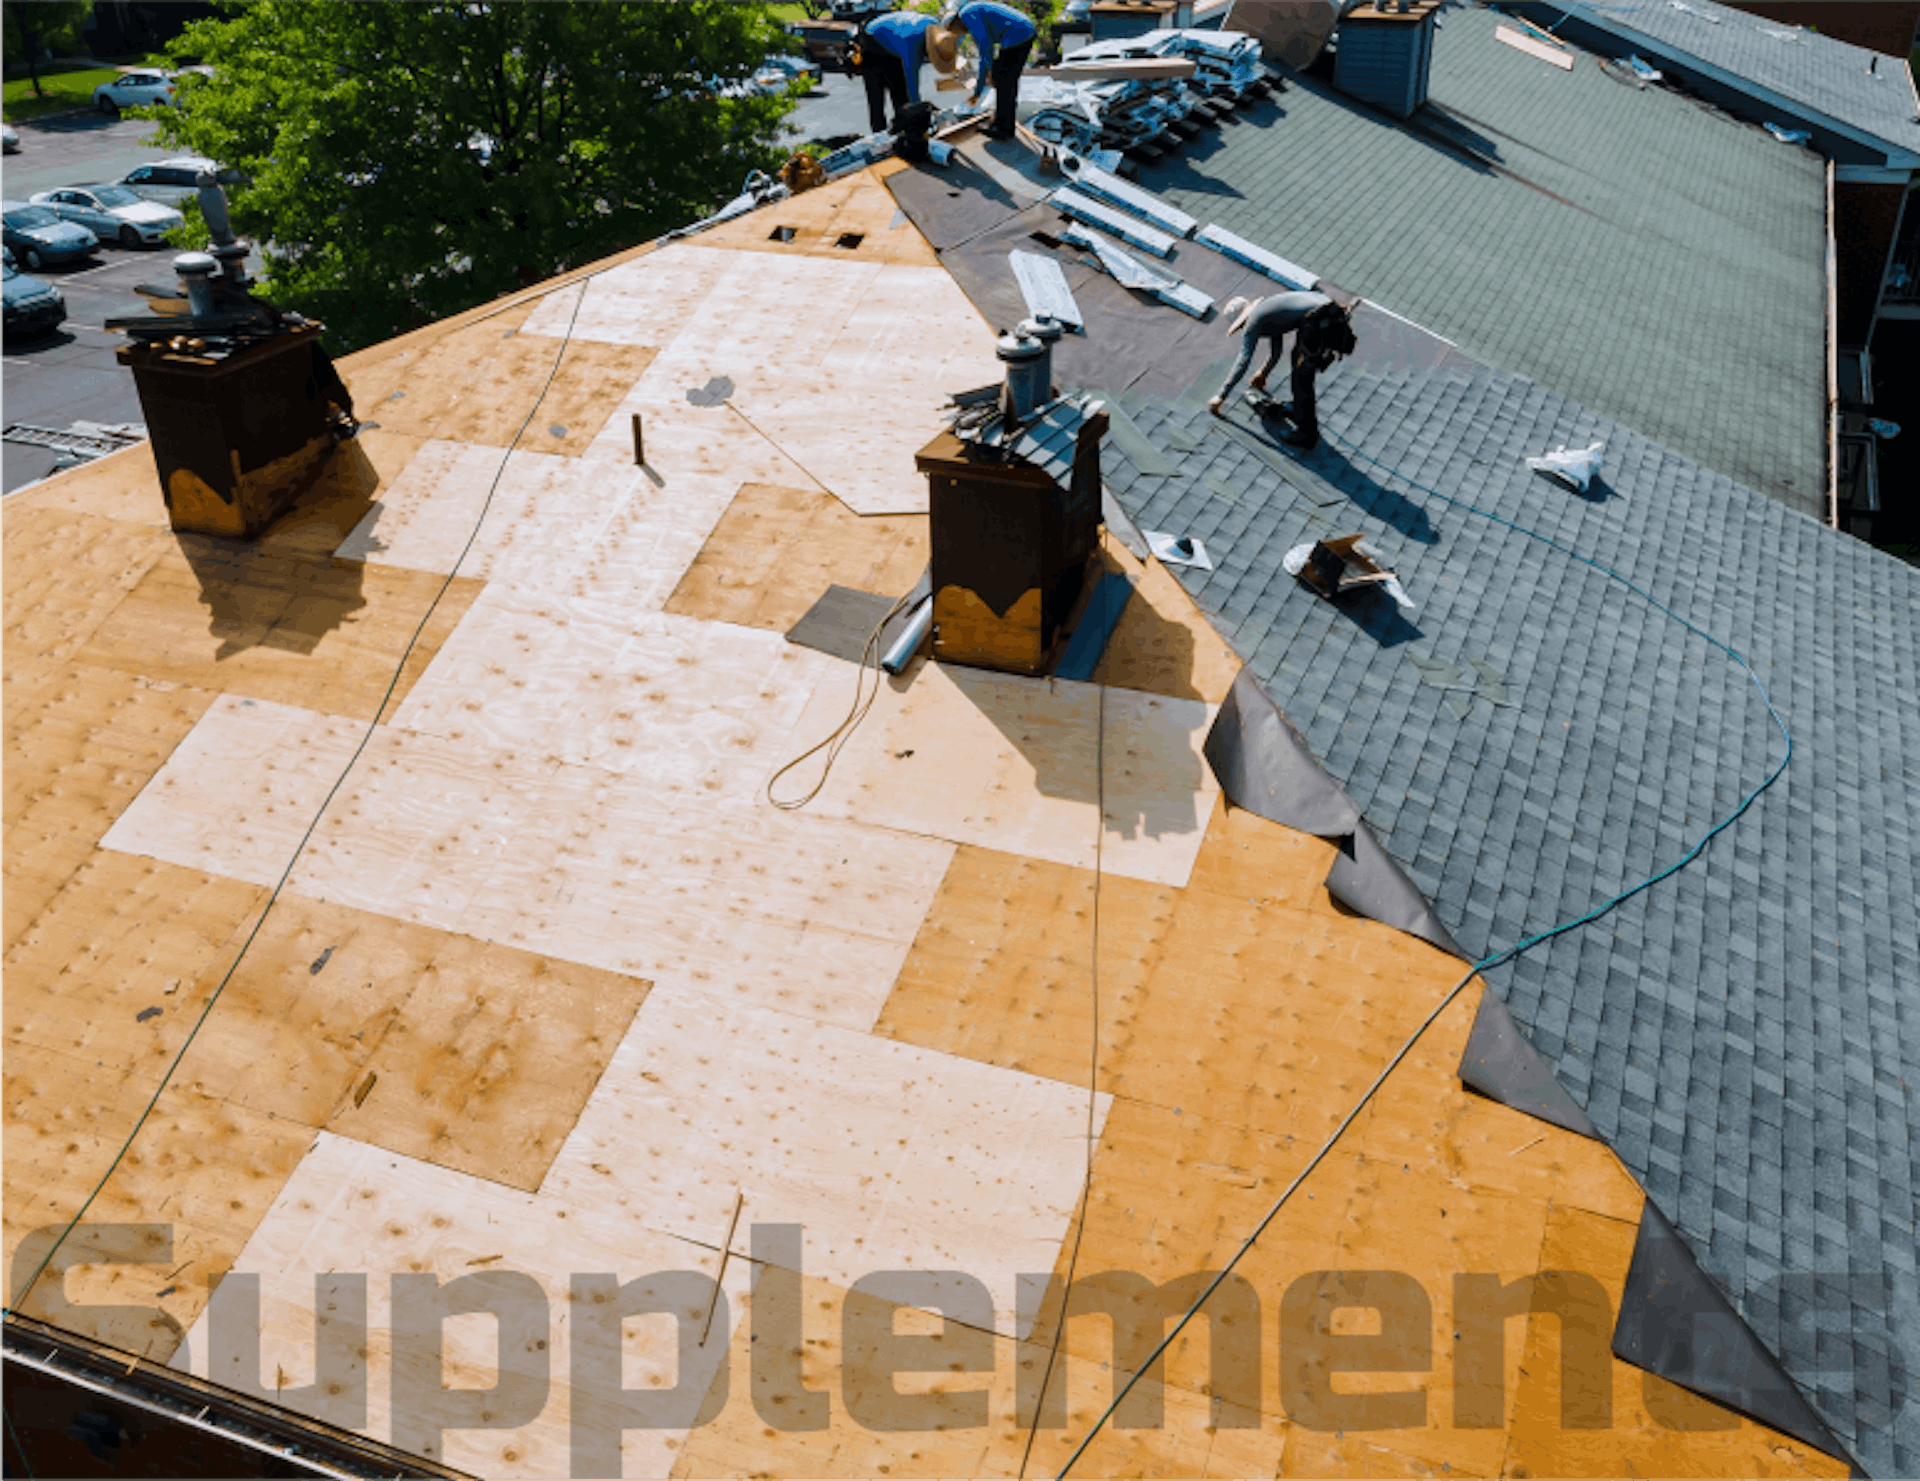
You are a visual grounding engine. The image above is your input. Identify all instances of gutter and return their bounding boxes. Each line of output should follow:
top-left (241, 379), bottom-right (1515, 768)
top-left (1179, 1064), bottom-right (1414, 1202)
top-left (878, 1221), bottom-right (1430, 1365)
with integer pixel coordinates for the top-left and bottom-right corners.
top-left (1826, 155), bottom-right (1839, 529)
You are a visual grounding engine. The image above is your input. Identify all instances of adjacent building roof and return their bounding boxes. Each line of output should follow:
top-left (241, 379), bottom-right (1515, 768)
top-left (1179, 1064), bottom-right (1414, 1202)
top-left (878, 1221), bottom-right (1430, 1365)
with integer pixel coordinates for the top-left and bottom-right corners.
top-left (1131, 1), bottom-right (1831, 514)
top-left (1540, 0), bottom-right (1920, 162)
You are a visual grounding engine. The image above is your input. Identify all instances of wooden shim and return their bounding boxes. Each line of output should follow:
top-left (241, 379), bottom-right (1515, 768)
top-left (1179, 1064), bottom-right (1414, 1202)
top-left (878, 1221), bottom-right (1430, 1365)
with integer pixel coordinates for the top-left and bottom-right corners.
top-left (1496, 23), bottom-right (1575, 68)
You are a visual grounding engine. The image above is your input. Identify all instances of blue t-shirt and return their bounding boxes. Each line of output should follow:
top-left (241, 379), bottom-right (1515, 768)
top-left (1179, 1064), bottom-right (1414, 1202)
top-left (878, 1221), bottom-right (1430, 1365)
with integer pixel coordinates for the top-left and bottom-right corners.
top-left (867, 11), bottom-right (937, 100)
top-left (958, 1), bottom-right (1037, 65)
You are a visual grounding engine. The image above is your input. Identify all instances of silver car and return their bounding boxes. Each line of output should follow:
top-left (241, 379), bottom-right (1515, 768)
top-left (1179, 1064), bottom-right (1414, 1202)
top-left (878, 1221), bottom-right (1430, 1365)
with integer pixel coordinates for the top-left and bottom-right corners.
top-left (28, 185), bottom-right (183, 248)
top-left (119, 157), bottom-right (245, 208)
top-left (92, 70), bottom-right (178, 115)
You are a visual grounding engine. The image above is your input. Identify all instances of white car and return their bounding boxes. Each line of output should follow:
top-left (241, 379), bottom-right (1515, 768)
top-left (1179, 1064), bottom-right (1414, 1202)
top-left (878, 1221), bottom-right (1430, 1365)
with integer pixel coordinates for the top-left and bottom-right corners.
top-left (92, 70), bottom-right (178, 115)
top-left (28, 184), bottom-right (183, 247)
top-left (1, 122), bottom-right (20, 154)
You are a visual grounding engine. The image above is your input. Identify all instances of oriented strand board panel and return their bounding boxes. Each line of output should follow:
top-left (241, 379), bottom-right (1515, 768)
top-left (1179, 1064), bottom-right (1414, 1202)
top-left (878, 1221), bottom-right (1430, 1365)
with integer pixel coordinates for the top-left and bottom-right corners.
top-left (104, 696), bottom-right (952, 1032)
top-left (1501, 1204), bottom-right (1852, 1478)
top-left (669, 1265), bottom-right (1286, 1479)
top-left (337, 440), bottom-right (737, 614)
top-left (540, 980), bottom-right (1109, 1339)
top-left (390, 593), bottom-right (829, 797)
top-left (74, 527), bottom-right (484, 724)
top-left (3, 665), bottom-right (220, 949)
top-left (785, 659), bottom-right (1219, 887)
top-left (164, 896), bottom-right (651, 1192)
top-left (663, 481), bottom-right (929, 634)
top-left (5, 1054), bottom-right (315, 1361)
top-left (2, 505), bottom-right (172, 704)
top-left (173, 1132), bottom-right (755, 1480)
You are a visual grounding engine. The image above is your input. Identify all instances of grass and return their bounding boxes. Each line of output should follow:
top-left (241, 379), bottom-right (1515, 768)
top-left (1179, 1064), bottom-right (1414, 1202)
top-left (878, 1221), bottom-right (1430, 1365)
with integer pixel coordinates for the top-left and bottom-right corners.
top-left (3, 53), bottom-right (171, 120)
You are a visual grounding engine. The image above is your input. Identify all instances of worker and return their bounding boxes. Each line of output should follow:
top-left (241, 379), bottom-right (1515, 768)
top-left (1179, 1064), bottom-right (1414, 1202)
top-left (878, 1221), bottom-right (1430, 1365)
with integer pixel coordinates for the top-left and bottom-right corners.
top-left (1208, 291), bottom-right (1358, 449)
top-left (938, 2), bottom-right (1037, 141)
top-left (858, 10), bottom-right (946, 134)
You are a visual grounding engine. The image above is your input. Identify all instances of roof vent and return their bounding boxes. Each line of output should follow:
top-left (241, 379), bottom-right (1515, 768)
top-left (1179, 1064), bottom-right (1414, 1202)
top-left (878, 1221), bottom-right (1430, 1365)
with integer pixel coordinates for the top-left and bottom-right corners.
top-left (1334, 0), bottom-right (1439, 118)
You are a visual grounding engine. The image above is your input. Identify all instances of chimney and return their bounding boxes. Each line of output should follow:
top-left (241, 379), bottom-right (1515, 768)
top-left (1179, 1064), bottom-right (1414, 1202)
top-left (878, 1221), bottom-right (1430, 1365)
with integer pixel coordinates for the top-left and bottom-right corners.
top-left (1333, 0), bottom-right (1439, 118)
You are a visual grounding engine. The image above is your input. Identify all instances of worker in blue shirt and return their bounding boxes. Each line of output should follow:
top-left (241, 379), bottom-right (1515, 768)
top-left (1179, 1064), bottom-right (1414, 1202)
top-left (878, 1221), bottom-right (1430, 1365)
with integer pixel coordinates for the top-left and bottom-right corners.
top-left (859, 11), bottom-right (942, 134)
top-left (938, 2), bottom-right (1037, 140)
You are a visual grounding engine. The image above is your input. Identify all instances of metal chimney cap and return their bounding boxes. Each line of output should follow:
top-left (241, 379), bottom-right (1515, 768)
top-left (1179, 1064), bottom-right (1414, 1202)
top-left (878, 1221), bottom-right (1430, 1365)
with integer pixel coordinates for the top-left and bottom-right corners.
top-left (996, 330), bottom-right (1047, 363)
top-left (1017, 314), bottom-right (1065, 343)
top-left (172, 251), bottom-right (219, 278)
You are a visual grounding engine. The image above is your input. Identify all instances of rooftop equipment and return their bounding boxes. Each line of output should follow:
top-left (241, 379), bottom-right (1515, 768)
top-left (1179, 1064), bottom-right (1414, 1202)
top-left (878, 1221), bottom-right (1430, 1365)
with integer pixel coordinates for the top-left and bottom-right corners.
top-left (107, 172), bottom-right (357, 539)
top-left (1333, 0), bottom-right (1442, 117)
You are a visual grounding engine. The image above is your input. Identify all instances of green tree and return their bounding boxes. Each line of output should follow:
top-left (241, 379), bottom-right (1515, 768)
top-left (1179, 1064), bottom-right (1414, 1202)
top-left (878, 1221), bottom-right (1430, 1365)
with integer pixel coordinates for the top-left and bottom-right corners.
top-left (3, 1), bottom-right (94, 96)
top-left (150, 2), bottom-right (797, 352)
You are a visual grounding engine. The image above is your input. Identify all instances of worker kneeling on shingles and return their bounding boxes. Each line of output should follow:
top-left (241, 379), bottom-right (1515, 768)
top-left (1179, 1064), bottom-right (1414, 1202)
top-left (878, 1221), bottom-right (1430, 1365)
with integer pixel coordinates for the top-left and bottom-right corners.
top-left (1209, 292), bottom-right (1359, 449)
top-left (934, 1), bottom-right (1037, 141)
top-left (859, 9), bottom-right (956, 134)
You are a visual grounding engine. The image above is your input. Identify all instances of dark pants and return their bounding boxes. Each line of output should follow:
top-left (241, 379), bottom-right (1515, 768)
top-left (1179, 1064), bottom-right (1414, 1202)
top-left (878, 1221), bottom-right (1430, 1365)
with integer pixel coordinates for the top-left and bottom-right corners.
top-left (1288, 341), bottom-right (1321, 443)
top-left (863, 49), bottom-right (909, 132)
top-left (989, 37), bottom-right (1032, 137)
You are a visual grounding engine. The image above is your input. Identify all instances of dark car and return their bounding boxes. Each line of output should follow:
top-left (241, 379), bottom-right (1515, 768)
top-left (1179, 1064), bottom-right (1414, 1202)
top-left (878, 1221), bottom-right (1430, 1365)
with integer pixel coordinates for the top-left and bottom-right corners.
top-left (2, 248), bottom-right (67, 338)
top-left (1, 201), bottom-right (98, 271)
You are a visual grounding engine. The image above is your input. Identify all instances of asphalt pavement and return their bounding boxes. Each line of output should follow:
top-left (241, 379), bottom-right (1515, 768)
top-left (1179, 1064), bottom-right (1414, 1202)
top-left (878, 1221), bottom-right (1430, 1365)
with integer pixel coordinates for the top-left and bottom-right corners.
top-left (2, 110), bottom-right (261, 492)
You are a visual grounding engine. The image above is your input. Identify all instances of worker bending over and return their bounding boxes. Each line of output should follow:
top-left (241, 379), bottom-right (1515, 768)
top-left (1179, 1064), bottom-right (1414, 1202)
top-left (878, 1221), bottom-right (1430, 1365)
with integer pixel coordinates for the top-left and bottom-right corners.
top-left (860, 10), bottom-right (944, 133)
top-left (938, 2), bottom-right (1037, 141)
top-left (1209, 291), bottom-right (1358, 449)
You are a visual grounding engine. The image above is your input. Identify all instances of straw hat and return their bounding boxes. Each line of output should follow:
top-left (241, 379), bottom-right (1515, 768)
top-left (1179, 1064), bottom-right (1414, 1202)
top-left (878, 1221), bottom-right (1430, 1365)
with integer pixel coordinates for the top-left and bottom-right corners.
top-left (925, 17), bottom-right (963, 73)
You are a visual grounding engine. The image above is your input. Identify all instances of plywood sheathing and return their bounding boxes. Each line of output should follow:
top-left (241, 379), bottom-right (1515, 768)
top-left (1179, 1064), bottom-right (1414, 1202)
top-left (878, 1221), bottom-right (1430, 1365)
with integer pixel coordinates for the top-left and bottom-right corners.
top-left (1091, 532), bottom-right (1242, 706)
top-left (784, 658), bottom-right (1218, 887)
top-left (691, 161), bottom-right (943, 267)
top-left (103, 694), bottom-right (955, 1032)
top-left (540, 981), bottom-right (1108, 1340)
top-left (159, 896), bottom-right (650, 1192)
top-left (663, 481), bottom-right (929, 634)
top-left (172, 1132), bottom-right (757, 1480)
top-left (336, 440), bottom-right (737, 614)
top-left (3, 664), bottom-right (219, 949)
top-left (669, 1265), bottom-right (1284, 1479)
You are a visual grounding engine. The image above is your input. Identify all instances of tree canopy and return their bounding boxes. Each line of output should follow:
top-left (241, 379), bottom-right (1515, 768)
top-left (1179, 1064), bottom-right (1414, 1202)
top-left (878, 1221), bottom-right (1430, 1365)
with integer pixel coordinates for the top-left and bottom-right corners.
top-left (152, 2), bottom-right (798, 352)
top-left (4, 2), bottom-right (94, 95)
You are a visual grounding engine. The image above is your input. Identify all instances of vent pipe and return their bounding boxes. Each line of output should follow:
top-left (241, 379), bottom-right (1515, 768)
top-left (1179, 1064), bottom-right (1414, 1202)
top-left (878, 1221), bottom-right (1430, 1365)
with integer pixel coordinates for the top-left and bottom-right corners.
top-left (996, 315), bottom-right (1065, 422)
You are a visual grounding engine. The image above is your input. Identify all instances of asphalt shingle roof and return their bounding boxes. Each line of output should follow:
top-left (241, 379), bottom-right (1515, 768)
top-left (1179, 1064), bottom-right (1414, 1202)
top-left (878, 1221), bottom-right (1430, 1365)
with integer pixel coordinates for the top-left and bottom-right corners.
top-left (1542, 0), bottom-right (1920, 159)
top-left (1096, 352), bottom-right (1919, 1475)
top-left (1130, 2), bottom-right (1830, 515)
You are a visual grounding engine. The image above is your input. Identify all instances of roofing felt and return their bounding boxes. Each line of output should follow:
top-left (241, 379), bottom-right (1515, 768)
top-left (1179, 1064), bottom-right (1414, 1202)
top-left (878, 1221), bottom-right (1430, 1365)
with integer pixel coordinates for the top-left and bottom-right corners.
top-left (1084, 323), bottom-right (1920, 1477)
top-left (1125, 1), bottom-right (1831, 514)
top-left (1544, 0), bottom-right (1920, 159)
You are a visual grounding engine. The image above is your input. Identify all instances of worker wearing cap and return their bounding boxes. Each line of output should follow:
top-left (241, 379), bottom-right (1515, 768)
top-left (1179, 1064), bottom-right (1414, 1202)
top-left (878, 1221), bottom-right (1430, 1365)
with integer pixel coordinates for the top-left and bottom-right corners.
top-left (1209, 291), bottom-right (1357, 449)
top-left (860, 10), bottom-right (945, 133)
top-left (938, 2), bottom-right (1037, 140)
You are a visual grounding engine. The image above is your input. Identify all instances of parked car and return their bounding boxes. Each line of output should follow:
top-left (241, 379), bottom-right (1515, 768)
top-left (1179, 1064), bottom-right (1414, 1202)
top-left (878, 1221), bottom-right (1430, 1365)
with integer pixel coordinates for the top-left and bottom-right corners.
top-left (92, 70), bottom-right (178, 115)
top-left (117, 156), bottom-right (247, 208)
top-left (0, 201), bottom-right (98, 270)
top-left (752, 54), bottom-right (823, 94)
top-left (3, 247), bottom-right (66, 338)
top-left (789, 19), bottom-right (859, 74)
top-left (27, 185), bottom-right (183, 247)
top-left (1, 122), bottom-right (20, 154)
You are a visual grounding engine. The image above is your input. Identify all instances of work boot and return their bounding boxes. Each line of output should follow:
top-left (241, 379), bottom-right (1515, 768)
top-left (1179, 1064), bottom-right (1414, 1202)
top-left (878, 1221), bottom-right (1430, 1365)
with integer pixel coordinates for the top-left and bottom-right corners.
top-left (1276, 423), bottom-right (1317, 449)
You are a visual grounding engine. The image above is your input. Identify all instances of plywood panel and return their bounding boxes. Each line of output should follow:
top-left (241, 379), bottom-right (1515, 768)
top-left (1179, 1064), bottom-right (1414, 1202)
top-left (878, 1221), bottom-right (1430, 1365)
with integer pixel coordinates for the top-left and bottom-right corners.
top-left (2, 505), bottom-right (172, 703)
top-left (517, 241), bottom-right (739, 347)
top-left (155, 897), bottom-right (650, 1192)
top-left (1501, 1204), bottom-right (1850, 1479)
top-left (540, 981), bottom-right (1108, 1337)
top-left (75, 530), bottom-right (484, 724)
top-left (173, 1132), bottom-right (755, 1479)
top-left (5, 852), bottom-right (266, 1075)
top-left (391, 593), bottom-right (829, 801)
top-left (1093, 535), bottom-right (1245, 705)
top-left (0, 442), bottom-right (171, 528)
top-left (663, 481), bottom-right (929, 634)
top-left (668, 1265), bottom-right (1287, 1479)
top-left (1184, 792), bottom-right (1346, 915)
top-left (3, 664), bottom-right (220, 948)
top-left (692, 166), bottom-right (944, 267)
top-left (4, 1052), bottom-right (315, 1361)
top-left (785, 659), bottom-right (1218, 887)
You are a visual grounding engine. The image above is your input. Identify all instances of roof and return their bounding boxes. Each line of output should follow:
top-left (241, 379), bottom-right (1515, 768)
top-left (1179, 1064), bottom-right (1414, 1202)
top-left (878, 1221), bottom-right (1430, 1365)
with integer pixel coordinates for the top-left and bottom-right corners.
top-left (1130, 1), bottom-right (1831, 515)
top-left (1543, 0), bottom-right (1920, 161)
top-left (0, 143), bottom-right (1898, 1481)
top-left (883, 141), bottom-right (1917, 1471)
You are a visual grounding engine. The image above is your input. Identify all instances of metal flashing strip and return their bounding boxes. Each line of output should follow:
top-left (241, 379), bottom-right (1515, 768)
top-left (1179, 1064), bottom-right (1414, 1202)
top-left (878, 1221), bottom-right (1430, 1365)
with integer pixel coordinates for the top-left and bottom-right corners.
top-left (1057, 152), bottom-right (1199, 237)
top-left (1051, 188), bottom-right (1179, 258)
top-left (1456, 987), bottom-right (1600, 1138)
top-left (1326, 821), bottom-right (1467, 959)
top-left (1062, 223), bottom-right (1216, 319)
top-left (1614, 1201), bottom-right (1857, 1468)
top-left (1056, 572), bottom-right (1136, 681)
top-left (1203, 667), bottom-right (1362, 839)
top-left (1010, 248), bottom-right (1086, 329)
top-left (1194, 222), bottom-right (1317, 290)
top-left (785, 570), bottom-right (932, 666)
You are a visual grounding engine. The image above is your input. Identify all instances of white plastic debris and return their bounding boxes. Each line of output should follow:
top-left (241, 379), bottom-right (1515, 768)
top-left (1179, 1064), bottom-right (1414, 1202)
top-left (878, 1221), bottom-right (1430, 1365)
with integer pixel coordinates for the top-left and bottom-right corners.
top-left (1282, 541), bottom-right (1314, 577)
top-left (1867, 419), bottom-right (1901, 440)
top-left (1764, 122), bottom-right (1812, 145)
top-left (1625, 54), bottom-right (1663, 81)
top-left (1525, 440), bottom-right (1606, 491)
